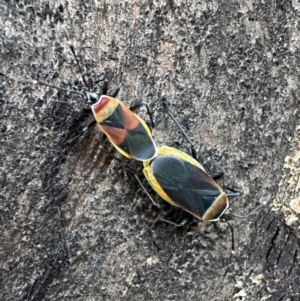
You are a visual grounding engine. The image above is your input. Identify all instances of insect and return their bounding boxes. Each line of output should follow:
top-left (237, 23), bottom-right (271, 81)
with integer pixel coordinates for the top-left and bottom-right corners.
top-left (139, 101), bottom-right (263, 224)
top-left (68, 45), bottom-right (157, 161)
top-left (91, 93), bottom-right (157, 161)
top-left (20, 46), bottom-right (262, 224)
top-left (92, 92), bottom-right (238, 222)
top-left (143, 145), bottom-right (230, 222)
top-left (20, 45), bottom-right (157, 162)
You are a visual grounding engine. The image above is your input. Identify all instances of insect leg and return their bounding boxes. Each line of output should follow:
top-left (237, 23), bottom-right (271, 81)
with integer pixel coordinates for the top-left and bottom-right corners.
top-left (111, 83), bottom-right (122, 98)
top-left (225, 221), bottom-right (235, 251)
top-left (102, 80), bottom-right (108, 95)
top-left (99, 145), bottom-right (128, 179)
top-left (151, 217), bottom-right (187, 229)
top-left (212, 221), bottom-right (235, 251)
top-left (99, 146), bottom-right (160, 207)
top-left (162, 97), bottom-right (197, 159)
top-left (82, 120), bottom-right (97, 132)
top-left (124, 167), bottom-right (160, 208)
top-left (130, 103), bottom-right (155, 130)
top-left (212, 166), bottom-right (225, 180)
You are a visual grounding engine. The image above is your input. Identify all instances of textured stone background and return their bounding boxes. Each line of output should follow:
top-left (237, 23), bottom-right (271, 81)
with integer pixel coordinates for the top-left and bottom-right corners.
top-left (1, 1), bottom-right (300, 300)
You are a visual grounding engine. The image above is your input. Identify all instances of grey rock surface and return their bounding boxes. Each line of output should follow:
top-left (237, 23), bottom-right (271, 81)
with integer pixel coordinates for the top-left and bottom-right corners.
top-left (1, 1), bottom-right (299, 300)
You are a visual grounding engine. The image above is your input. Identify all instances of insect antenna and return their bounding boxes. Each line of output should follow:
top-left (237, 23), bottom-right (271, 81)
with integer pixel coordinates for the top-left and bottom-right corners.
top-left (228, 201), bottom-right (266, 219)
top-left (18, 79), bottom-right (85, 99)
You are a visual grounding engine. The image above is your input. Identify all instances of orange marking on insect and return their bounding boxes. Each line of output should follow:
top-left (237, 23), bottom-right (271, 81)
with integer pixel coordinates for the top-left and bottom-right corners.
top-left (119, 103), bottom-right (140, 130)
top-left (100, 124), bottom-right (127, 145)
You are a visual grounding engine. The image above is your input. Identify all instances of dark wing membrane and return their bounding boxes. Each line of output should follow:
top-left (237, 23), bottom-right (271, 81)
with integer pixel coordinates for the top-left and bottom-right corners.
top-left (101, 104), bottom-right (156, 160)
top-left (152, 155), bottom-right (221, 218)
top-left (100, 104), bottom-right (125, 129)
top-left (120, 124), bottom-right (156, 160)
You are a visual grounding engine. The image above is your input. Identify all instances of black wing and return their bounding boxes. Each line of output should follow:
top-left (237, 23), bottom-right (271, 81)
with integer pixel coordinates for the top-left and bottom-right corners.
top-left (152, 155), bottom-right (223, 219)
top-left (101, 104), bottom-right (156, 161)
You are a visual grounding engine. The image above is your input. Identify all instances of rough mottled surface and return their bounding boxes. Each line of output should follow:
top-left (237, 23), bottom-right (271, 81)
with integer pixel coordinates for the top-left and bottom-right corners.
top-left (1, 1), bottom-right (299, 300)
